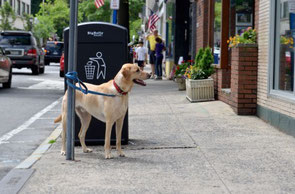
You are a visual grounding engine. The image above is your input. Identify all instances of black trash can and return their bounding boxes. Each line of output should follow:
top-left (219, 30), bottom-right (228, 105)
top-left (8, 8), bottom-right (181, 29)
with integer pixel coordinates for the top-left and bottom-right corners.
top-left (64, 22), bottom-right (128, 145)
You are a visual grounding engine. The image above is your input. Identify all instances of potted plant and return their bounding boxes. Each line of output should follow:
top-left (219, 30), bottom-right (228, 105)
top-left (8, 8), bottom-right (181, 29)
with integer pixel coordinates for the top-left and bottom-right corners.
top-left (184, 47), bottom-right (215, 102)
top-left (174, 61), bottom-right (191, 90)
top-left (228, 27), bottom-right (257, 48)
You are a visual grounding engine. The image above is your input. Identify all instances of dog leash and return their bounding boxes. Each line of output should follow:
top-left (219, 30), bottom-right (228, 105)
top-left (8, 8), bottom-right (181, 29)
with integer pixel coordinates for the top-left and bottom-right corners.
top-left (65, 71), bottom-right (117, 97)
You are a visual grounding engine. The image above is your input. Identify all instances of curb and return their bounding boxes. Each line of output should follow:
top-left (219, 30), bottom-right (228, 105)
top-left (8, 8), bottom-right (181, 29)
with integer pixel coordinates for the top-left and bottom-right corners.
top-left (16, 124), bottom-right (62, 169)
top-left (0, 124), bottom-right (62, 194)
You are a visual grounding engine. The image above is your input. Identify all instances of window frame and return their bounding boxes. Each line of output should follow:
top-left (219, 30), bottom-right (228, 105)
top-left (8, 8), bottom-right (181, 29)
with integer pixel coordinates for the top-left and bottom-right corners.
top-left (269, 0), bottom-right (295, 103)
top-left (26, 4), bottom-right (29, 14)
top-left (17, 0), bottom-right (20, 15)
top-left (22, 2), bottom-right (25, 15)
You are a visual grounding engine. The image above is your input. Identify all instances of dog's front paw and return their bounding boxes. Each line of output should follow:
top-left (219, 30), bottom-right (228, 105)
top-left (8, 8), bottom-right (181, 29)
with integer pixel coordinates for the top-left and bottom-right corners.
top-left (105, 153), bottom-right (113, 159)
top-left (117, 150), bottom-right (125, 157)
top-left (61, 150), bottom-right (66, 156)
top-left (83, 148), bottom-right (93, 153)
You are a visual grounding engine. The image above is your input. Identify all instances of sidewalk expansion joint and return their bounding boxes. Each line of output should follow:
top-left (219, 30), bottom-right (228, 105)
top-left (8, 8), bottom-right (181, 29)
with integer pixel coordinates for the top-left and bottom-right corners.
top-left (128, 145), bottom-right (198, 151)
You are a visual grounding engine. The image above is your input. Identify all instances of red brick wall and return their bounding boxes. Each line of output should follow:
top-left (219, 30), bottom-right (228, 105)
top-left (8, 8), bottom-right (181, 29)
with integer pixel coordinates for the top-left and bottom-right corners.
top-left (213, 68), bottom-right (231, 104)
top-left (231, 46), bottom-right (258, 115)
top-left (211, 0), bottom-right (259, 115)
top-left (196, 0), bottom-right (209, 53)
top-left (213, 46), bottom-right (258, 115)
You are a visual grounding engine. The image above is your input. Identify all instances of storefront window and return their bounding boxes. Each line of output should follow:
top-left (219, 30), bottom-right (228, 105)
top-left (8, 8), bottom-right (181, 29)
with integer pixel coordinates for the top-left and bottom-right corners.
top-left (274, 0), bottom-right (295, 93)
top-left (228, 0), bottom-right (254, 39)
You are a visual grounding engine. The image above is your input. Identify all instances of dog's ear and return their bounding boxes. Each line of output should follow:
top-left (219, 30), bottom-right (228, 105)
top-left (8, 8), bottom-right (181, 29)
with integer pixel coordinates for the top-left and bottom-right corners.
top-left (122, 67), bottom-right (131, 80)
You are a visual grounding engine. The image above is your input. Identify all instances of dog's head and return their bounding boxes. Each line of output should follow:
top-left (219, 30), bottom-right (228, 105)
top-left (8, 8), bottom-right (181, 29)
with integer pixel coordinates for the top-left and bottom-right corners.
top-left (121, 63), bottom-right (151, 86)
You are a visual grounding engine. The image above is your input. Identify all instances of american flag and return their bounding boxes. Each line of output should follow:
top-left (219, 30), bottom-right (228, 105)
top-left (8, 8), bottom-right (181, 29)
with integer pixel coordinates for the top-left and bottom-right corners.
top-left (148, 13), bottom-right (159, 32)
top-left (95, 0), bottom-right (104, 9)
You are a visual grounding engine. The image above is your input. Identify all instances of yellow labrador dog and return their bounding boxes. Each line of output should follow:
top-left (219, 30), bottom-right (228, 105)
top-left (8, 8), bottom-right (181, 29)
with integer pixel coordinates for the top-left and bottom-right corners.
top-left (54, 63), bottom-right (150, 159)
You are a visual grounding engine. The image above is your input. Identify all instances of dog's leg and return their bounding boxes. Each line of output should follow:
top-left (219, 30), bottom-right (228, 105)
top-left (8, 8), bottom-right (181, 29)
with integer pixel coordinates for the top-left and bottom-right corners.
top-left (105, 120), bottom-right (114, 159)
top-left (76, 108), bottom-right (93, 153)
top-left (116, 116), bottom-right (125, 157)
top-left (61, 113), bottom-right (67, 156)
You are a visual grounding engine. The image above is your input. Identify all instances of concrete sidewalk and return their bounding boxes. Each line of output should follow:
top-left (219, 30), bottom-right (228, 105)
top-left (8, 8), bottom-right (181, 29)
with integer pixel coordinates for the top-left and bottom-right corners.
top-left (14, 72), bottom-right (295, 193)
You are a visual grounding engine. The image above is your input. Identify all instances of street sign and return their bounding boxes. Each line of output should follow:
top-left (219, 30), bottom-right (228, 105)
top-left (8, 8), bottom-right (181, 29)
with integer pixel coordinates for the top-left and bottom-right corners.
top-left (110, 0), bottom-right (120, 10)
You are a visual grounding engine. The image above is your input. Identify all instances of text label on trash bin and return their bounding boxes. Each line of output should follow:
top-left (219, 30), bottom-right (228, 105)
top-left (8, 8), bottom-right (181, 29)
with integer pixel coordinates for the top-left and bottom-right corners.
top-left (87, 31), bottom-right (104, 37)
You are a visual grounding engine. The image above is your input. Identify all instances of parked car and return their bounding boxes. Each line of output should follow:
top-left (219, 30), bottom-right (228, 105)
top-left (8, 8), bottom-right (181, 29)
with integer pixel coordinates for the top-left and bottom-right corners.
top-left (0, 47), bottom-right (12, 88)
top-left (44, 41), bottom-right (64, 65)
top-left (0, 31), bottom-right (45, 75)
top-left (59, 52), bottom-right (64, 77)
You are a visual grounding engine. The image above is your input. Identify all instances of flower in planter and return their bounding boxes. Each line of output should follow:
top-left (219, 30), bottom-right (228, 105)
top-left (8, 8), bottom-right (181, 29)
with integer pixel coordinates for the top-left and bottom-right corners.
top-left (174, 60), bottom-right (193, 78)
top-left (227, 27), bottom-right (257, 48)
top-left (184, 65), bottom-right (207, 80)
top-left (281, 36), bottom-right (294, 48)
top-left (184, 47), bottom-right (214, 80)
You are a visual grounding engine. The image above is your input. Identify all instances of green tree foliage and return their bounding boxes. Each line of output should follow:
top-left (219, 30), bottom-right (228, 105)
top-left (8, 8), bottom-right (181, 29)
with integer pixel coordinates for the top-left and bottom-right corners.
top-left (129, 0), bottom-right (143, 22)
top-left (34, 14), bottom-right (56, 44)
top-left (129, 19), bottom-right (141, 41)
top-left (37, 0), bottom-right (70, 40)
top-left (194, 48), bottom-right (204, 67)
top-left (49, 0), bottom-right (70, 40)
top-left (214, 1), bottom-right (221, 31)
top-left (0, 2), bottom-right (16, 30)
top-left (199, 47), bottom-right (214, 78)
top-left (129, 0), bottom-right (144, 40)
top-left (23, 14), bottom-right (34, 31)
top-left (78, 0), bottom-right (111, 22)
top-left (33, 0), bottom-right (142, 41)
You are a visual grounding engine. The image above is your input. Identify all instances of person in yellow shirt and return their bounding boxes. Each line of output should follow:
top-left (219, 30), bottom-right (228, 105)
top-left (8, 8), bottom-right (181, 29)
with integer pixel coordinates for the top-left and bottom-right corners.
top-left (146, 30), bottom-right (161, 79)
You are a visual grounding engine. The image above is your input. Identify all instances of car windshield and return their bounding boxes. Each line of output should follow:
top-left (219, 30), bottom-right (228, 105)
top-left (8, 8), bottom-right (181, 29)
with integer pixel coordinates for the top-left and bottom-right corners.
top-left (45, 43), bottom-right (63, 51)
top-left (0, 35), bottom-right (31, 45)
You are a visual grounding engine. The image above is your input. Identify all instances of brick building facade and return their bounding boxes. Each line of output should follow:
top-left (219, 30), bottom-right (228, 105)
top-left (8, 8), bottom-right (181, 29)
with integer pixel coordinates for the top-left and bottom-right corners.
top-left (194, 0), bottom-right (295, 134)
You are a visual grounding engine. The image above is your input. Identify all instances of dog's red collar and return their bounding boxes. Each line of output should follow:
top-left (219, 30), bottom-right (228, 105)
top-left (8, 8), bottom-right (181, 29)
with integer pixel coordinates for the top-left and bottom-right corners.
top-left (113, 80), bottom-right (128, 95)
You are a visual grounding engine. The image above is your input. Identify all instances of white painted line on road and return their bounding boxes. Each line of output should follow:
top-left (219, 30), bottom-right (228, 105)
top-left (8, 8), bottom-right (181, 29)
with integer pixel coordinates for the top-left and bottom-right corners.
top-left (36, 117), bottom-right (59, 120)
top-left (17, 80), bottom-right (64, 90)
top-left (0, 98), bottom-right (62, 145)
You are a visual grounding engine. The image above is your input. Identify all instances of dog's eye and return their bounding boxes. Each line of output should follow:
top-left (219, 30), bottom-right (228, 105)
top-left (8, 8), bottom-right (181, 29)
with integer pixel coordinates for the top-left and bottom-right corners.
top-left (136, 69), bottom-right (140, 73)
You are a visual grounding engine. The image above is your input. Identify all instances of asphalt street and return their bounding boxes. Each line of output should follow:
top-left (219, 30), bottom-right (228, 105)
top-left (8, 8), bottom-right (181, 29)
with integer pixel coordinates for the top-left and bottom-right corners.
top-left (0, 63), bottom-right (64, 181)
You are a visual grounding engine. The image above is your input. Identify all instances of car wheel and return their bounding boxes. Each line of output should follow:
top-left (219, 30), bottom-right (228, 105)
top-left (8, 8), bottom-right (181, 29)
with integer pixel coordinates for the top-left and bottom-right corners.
top-left (32, 66), bottom-right (39, 75)
top-left (39, 66), bottom-right (45, 74)
top-left (60, 70), bottom-right (64, 77)
top-left (3, 68), bottom-right (12, 88)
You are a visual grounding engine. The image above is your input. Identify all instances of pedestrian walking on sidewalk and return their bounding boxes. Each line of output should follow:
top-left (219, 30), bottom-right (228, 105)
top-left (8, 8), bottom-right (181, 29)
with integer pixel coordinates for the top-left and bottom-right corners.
top-left (135, 41), bottom-right (148, 71)
top-left (146, 30), bottom-right (161, 79)
top-left (155, 37), bottom-right (165, 80)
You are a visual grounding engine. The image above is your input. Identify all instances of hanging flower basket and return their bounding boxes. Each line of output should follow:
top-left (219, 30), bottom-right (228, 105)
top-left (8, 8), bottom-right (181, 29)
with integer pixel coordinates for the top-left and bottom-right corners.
top-left (185, 78), bottom-right (214, 102)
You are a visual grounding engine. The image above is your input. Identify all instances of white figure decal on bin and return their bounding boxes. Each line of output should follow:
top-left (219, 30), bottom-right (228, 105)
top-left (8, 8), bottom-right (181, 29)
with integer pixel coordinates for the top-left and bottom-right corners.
top-left (84, 51), bottom-right (106, 80)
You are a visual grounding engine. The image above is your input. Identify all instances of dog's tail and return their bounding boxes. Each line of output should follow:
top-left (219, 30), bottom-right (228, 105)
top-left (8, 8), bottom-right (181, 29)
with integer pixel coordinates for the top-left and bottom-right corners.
top-left (54, 115), bottom-right (62, 123)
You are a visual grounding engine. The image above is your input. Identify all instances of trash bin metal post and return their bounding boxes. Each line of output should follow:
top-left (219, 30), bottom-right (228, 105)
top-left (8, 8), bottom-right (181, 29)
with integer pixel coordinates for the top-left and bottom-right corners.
top-left (66, 0), bottom-right (78, 161)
